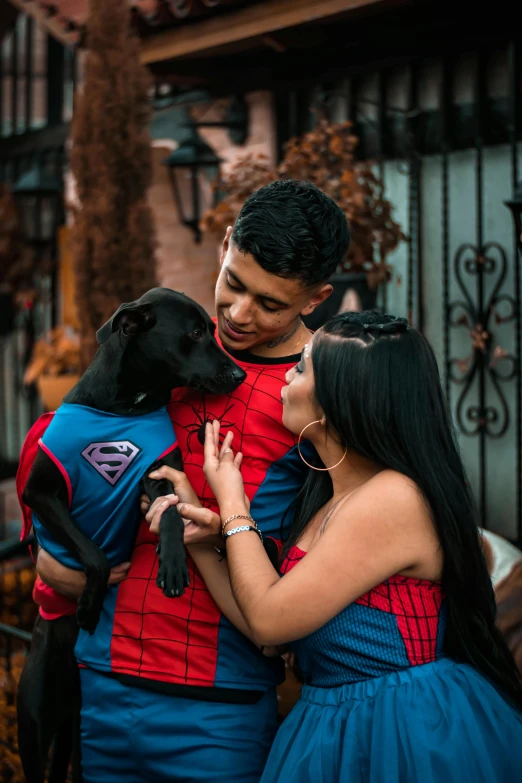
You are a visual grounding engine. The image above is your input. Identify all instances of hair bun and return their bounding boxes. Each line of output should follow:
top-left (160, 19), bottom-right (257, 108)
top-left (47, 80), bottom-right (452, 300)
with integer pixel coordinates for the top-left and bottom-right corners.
top-left (362, 317), bottom-right (410, 335)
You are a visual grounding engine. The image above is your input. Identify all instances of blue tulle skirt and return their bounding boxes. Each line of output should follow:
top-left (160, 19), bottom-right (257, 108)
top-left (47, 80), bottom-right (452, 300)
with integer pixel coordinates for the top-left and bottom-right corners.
top-left (262, 658), bottom-right (522, 782)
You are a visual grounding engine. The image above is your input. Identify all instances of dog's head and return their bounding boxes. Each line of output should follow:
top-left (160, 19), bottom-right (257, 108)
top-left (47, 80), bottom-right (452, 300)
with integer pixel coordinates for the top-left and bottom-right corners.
top-left (96, 288), bottom-right (246, 395)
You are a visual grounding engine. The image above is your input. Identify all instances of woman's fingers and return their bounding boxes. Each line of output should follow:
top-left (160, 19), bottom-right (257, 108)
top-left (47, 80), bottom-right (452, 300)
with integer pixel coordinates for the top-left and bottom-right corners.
top-left (178, 503), bottom-right (223, 544)
top-left (148, 466), bottom-right (185, 482)
top-left (178, 503), bottom-right (220, 528)
top-left (145, 494), bottom-right (178, 524)
top-left (204, 420), bottom-right (218, 462)
top-left (212, 419), bottom-right (223, 460)
top-left (219, 430), bottom-right (234, 459)
top-left (145, 497), bottom-right (164, 522)
top-left (220, 435), bottom-right (236, 461)
top-left (140, 493), bottom-right (151, 515)
top-left (148, 496), bottom-right (176, 535)
top-left (212, 419), bottom-right (220, 454)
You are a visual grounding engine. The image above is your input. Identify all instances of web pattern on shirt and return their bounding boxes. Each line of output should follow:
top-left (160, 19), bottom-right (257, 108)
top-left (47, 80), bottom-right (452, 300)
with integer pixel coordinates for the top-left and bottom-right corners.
top-left (281, 547), bottom-right (444, 687)
top-left (110, 361), bottom-right (298, 686)
top-left (354, 575), bottom-right (443, 667)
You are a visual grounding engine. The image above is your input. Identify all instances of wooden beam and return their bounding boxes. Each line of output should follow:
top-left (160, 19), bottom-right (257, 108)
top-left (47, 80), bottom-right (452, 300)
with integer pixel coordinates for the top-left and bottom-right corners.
top-left (0, 123), bottom-right (69, 160)
top-left (140, 0), bottom-right (391, 65)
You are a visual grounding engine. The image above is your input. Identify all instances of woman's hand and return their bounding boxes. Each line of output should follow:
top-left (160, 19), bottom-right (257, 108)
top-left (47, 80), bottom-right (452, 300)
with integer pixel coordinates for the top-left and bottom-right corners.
top-left (203, 420), bottom-right (247, 513)
top-left (142, 465), bottom-right (204, 540)
top-left (146, 494), bottom-right (224, 548)
top-left (140, 466), bottom-right (199, 526)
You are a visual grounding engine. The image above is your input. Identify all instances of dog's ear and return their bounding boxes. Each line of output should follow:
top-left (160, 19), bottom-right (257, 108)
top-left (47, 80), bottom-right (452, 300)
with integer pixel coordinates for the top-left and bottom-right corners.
top-left (96, 303), bottom-right (156, 345)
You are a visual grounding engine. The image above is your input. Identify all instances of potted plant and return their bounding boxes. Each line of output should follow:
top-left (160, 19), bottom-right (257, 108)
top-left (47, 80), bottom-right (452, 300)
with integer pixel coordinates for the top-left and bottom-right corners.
top-left (24, 326), bottom-right (81, 411)
top-left (201, 118), bottom-right (405, 321)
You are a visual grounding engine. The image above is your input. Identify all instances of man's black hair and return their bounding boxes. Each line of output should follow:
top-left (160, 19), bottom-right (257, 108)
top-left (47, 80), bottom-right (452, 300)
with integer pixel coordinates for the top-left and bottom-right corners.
top-left (231, 179), bottom-right (350, 287)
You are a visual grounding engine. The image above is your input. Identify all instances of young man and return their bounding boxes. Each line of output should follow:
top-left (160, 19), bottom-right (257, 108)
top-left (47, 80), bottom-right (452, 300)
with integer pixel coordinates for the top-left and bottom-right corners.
top-left (36, 179), bottom-right (350, 782)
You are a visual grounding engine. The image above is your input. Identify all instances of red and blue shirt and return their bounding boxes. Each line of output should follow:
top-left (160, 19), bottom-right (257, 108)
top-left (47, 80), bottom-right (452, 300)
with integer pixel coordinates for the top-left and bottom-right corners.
top-left (20, 342), bottom-right (308, 698)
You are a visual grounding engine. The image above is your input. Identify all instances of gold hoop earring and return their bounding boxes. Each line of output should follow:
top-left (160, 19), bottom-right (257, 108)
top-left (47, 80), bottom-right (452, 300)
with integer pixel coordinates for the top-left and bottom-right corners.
top-left (297, 420), bottom-right (347, 471)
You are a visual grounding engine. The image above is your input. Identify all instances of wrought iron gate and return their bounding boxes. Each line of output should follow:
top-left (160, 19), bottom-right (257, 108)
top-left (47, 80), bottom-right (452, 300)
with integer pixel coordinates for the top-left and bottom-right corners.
top-left (276, 39), bottom-right (522, 544)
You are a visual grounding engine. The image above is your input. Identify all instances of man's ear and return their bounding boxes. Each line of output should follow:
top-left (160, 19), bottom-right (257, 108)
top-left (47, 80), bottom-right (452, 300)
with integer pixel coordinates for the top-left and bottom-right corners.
top-left (219, 226), bottom-right (233, 268)
top-left (300, 284), bottom-right (333, 317)
top-left (96, 302), bottom-right (156, 344)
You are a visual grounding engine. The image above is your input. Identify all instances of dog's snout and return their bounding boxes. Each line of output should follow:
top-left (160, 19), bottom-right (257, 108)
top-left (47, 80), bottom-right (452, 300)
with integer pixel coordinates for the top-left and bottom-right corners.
top-left (231, 366), bottom-right (247, 384)
top-left (201, 362), bottom-right (246, 394)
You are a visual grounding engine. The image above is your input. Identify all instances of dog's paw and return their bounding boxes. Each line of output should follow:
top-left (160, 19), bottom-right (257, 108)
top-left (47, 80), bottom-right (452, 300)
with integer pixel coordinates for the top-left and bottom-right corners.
top-left (156, 555), bottom-right (190, 598)
top-left (76, 599), bottom-right (101, 635)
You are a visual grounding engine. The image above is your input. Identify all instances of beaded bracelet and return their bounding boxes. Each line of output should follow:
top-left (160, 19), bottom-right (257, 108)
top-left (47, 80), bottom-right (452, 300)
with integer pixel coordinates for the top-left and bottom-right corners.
top-left (224, 524), bottom-right (263, 543)
top-left (221, 513), bottom-right (255, 537)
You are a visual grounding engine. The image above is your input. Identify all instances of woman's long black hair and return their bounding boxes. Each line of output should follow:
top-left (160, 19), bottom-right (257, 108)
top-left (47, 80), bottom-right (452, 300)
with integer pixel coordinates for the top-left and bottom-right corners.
top-left (282, 310), bottom-right (522, 708)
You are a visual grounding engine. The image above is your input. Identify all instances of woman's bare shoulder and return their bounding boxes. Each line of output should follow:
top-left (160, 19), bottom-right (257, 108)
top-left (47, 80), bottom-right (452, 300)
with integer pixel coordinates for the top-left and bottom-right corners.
top-left (349, 469), bottom-right (431, 527)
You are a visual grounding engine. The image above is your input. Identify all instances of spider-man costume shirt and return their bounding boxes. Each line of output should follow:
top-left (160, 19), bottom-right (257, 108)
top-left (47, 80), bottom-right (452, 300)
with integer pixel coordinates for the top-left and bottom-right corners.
top-left (72, 341), bottom-right (308, 700)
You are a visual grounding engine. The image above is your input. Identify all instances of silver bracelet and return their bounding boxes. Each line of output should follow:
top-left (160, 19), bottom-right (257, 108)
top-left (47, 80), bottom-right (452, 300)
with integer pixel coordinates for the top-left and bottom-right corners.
top-left (224, 524), bottom-right (263, 543)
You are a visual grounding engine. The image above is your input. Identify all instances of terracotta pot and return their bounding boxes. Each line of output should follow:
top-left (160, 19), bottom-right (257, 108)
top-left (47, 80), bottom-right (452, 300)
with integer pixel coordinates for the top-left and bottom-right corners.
top-left (37, 375), bottom-right (81, 412)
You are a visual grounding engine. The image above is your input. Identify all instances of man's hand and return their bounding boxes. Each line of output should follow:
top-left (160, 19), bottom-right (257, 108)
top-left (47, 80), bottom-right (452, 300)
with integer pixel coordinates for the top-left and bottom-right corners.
top-left (37, 549), bottom-right (130, 600)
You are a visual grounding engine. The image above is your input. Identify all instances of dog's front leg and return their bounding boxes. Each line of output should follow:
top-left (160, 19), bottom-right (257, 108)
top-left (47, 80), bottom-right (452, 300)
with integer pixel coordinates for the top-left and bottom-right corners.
top-left (141, 447), bottom-right (189, 597)
top-left (23, 449), bottom-right (110, 633)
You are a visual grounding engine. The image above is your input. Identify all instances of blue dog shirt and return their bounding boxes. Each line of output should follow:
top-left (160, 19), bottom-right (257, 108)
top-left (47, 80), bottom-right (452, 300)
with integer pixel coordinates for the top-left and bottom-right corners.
top-left (33, 403), bottom-right (177, 569)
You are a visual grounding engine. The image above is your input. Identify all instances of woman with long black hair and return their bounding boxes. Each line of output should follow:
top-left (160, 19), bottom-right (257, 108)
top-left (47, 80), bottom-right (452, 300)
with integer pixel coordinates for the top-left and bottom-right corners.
top-left (148, 310), bottom-right (522, 782)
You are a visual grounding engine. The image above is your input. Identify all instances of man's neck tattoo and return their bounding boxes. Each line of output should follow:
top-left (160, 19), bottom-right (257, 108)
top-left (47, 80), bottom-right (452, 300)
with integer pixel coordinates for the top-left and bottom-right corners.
top-left (267, 320), bottom-right (301, 349)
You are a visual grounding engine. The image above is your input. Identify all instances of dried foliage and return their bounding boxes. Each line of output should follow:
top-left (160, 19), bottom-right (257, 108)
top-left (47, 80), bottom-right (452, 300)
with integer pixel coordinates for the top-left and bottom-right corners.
top-left (202, 153), bottom-right (277, 237)
top-left (202, 119), bottom-right (405, 278)
top-left (23, 326), bottom-right (81, 385)
top-left (70, 0), bottom-right (158, 370)
top-left (0, 562), bottom-right (37, 782)
top-left (0, 649), bottom-right (28, 783)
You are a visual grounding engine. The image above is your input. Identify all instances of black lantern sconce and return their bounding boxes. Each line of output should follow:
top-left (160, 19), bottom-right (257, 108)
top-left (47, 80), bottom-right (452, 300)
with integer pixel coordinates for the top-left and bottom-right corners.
top-left (163, 97), bottom-right (248, 243)
top-left (163, 127), bottom-right (222, 243)
top-left (13, 161), bottom-right (63, 251)
top-left (12, 160), bottom-right (63, 356)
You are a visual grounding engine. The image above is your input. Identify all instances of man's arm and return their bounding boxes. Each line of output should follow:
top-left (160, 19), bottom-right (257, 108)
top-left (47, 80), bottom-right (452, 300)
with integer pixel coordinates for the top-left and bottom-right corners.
top-left (36, 548), bottom-right (130, 599)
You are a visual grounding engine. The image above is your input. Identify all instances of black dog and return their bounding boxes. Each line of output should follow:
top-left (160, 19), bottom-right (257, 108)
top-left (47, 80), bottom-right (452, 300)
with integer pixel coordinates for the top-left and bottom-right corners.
top-left (17, 287), bottom-right (246, 783)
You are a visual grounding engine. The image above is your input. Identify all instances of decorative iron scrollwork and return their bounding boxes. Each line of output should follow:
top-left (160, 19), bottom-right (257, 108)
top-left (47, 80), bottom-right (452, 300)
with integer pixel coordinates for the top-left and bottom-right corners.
top-left (167, 0), bottom-right (194, 19)
top-left (448, 241), bottom-right (518, 440)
